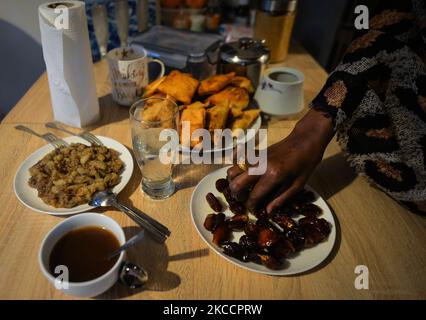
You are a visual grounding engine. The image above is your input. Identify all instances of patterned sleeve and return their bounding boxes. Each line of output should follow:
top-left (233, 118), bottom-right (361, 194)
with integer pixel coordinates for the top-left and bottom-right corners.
top-left (309, 0), bottom-right (426, 215)
top-left (310, 0), bottom-right (426, 130)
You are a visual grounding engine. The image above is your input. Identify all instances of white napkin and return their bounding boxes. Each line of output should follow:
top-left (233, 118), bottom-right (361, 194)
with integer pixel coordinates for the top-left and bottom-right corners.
top-left (39, 1), bottom-right (100, 128)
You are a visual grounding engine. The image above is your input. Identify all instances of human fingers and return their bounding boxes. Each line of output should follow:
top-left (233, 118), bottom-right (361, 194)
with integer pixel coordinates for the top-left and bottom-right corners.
top-left (227, 165), bottom-right (244, 180)
top-left (265, 180), bottom-right (304, 214)
top-left (228, 171), bottom-right (260, 201)
top-left (246, 171), bottom-right (288, 212)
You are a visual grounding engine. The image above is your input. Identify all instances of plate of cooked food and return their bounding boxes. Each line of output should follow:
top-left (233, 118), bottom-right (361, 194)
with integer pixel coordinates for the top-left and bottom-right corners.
top-left (143, 70), bottom-right (262, 153)
top-left (190, 166), bottom-right (337, 276)
top-left (13, 136), bottom-right (134, 215)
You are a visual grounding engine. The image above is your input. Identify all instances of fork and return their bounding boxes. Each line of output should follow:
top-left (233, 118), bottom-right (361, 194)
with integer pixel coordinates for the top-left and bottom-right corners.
top-left (45, 122), bottom-right (103, 146)
top-left (15, 125), bottom-right (68, 148)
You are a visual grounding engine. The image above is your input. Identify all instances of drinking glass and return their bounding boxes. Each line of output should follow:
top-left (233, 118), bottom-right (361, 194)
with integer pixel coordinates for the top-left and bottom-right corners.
top-left (130, 97), bottom-right (179, 199)
top-left (115, 0), bottom-right (129, 47)
top-left (136, 0), bottom-right (149, 32)
top-left (92, 4), bottom-right (109, 57)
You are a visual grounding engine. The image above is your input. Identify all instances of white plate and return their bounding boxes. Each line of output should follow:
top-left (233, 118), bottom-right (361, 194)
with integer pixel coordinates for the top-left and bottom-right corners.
top-left (14, 136), bottom-right (134, 216)
top-left (190, 166), bottom-right (337, 276)
top-left (180, 115), bottom-right (261, 154)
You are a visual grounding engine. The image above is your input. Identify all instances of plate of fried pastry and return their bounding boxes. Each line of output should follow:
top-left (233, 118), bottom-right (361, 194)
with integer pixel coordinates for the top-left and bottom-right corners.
top-left (191, 166), bottom-right (336, 275)
top-left (142, 70), bottom-right (262, 153)
top-left (14, 136), bottom-right (134, 215)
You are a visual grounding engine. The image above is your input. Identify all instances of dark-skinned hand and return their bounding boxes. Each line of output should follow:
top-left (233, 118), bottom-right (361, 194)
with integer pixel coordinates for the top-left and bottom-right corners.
top-left (227, 109), bottom-right (335, 214)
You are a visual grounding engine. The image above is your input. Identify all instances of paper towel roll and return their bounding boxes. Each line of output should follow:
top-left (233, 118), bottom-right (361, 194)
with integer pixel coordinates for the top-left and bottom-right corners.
top-left (39, 1), bottom-right (100, 128)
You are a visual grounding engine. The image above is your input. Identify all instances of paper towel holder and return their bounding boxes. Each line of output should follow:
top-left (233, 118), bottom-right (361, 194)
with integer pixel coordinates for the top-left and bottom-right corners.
top-left (48, 2), bottom-right (74, 9)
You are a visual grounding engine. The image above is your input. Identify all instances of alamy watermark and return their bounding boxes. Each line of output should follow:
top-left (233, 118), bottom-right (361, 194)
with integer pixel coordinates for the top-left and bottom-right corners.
top-left (54, 265), bottom-right (69, 290)
top-left (354, 5), bottom-right (369, 30)
top-left (53, 5), bottom-right (70, 30)
top-left (354, 265), bottom-right (369, 290)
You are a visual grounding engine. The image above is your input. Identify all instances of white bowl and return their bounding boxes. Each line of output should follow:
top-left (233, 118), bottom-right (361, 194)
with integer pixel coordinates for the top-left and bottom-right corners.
top-left (14, 135), bottom-right (134, 215)
top-left (38, 213), bottom-right (125, 297)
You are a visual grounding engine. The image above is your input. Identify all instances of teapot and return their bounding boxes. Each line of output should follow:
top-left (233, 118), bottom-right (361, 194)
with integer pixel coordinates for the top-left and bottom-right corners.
top-left (217, 37), bottom-right (270, 89)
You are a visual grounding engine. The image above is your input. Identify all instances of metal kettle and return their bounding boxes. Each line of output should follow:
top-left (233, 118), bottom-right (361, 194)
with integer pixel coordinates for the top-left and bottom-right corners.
top-left (217, 38), bottom-right (270, 89)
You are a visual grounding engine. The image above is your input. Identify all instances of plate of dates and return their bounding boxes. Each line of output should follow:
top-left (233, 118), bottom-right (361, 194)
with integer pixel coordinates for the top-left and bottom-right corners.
top-left (190, 166), bottom-right (336, 275)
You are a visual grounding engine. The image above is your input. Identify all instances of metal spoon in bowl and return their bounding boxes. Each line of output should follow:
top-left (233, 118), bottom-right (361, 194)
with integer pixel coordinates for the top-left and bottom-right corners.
top-left (108, 230), bottom-right (145, 260)
top-left (90, 190), bottom-right (170, 243)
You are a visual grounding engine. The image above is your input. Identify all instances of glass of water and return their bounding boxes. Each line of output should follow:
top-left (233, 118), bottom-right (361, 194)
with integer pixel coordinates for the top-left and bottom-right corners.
top-left (130, 97), bottom-right (179, 199)
top-left (92, 4), bottom-right (109, 58)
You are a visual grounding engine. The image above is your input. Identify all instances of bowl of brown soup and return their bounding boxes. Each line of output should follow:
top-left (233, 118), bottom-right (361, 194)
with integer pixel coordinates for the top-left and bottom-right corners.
top-left (38, 213), bottom-right (126, 297)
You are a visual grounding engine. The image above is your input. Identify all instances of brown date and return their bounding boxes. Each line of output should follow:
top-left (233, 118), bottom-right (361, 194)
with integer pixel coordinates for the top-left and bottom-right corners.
top-left (206, 192), bottom-right (223, 212)
top-left (292, 189), bottom-right (316, 203)
top-left (229, 201), bottom-right (246, 215)
top-left (299, 216), bottom-right (330, 235)
top-left (227, 214), bottom-right (249, 230)
top-left (253, 207), bottom-right (268, 219)
top-left (285, 227), bottom-right (306, 250)
top-left (221, 241), bottom-right (244, 260)
top-left (244, 221), bottom-right (259, 237)
top-left (271, 214), bottom-right (296, 230)
top-left (257, 228), bottom-right (280, 247)
top-left (258, 254), bottom-right (282, 270)
top-left (222, 187), bottom-right (235, 204)
top-left (299, 203), bottom-right (323, 217)
top-left (215, 178), bottom-right (229, 193)
top-left (271, 238), bottom-right (296, 259)
top-left (300, 224), bottom-right (326, 245)
top-left (256, 218), bottom-right (280, 233)
top-left (222, 241), bottom-right (259, 263)
top-left (212, 222), bottom-right (231, 246)
top-left (239, 235), bottom-right (257, 251)
top-left (203, 212), bottom-right (225, 232)
top-left (271, 205), bottom-right (298, 216)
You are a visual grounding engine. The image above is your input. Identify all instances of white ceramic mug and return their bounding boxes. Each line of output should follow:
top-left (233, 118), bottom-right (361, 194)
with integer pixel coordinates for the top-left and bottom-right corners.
top-left (106, 46), bottom-right (165, 106)
top-left (39, 212), bottom-right (126, 297)
top-left (255, 67), bottom-right (304, 117)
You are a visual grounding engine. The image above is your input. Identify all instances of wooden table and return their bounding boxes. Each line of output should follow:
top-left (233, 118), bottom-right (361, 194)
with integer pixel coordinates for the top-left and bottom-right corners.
top-left (1, 47), bottom-right (425, 300)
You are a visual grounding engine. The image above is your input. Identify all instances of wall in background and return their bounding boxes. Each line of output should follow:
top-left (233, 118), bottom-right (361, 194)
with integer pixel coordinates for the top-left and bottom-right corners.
top-left (293, 0), bottom-right (351, 70)
top-left (0, 0), bottom-right (49, 119)
top-left (0, 0), bottom-right (48, 44)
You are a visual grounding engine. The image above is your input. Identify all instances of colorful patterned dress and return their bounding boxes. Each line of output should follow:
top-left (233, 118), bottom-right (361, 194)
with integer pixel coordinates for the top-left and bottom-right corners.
top-left (310, 0), bottom-right (426, 214)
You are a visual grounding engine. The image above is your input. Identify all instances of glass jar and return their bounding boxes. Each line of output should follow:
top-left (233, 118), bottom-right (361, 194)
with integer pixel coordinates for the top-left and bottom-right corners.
top-left (253, 0), bottom-right (297, 63)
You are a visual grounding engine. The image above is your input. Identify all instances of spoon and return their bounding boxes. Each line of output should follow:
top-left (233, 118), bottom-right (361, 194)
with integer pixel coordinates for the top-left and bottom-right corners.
top-left (90, 190), bottom-right (170, 243)
top-left (108, 230), bottom-right (145, 260)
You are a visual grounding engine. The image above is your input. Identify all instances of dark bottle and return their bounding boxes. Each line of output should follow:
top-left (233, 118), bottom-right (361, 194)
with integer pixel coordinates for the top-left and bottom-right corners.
top-left (234, 0), bottom-right (250, 26)
top-left (205, 0), bottom-right (222, 32)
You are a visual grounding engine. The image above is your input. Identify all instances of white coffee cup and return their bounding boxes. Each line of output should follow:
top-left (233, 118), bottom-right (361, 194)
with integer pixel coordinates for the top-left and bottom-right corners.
top-left (106, 46), bottom-right (165, 106)
top-left (255, 67), bottom-right (304, 117)
top-left (38, 212), bottom-right (126, 297)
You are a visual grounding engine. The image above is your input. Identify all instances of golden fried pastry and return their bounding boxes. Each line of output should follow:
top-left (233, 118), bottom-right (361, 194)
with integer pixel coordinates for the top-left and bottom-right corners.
top-left (140, 97), bottom-right (177, 128)
top-left (143, 75), bottom-right (167, 97)
top-left (208, 105), bottom-right (231, 146)
top-left (198, 72), bottom-right (236, 96)
top-left (206, 86), bottom-right (249, 110)
top-left (157, 70), bottom-right (199, 104)
top-left (141, 104), bottom-right (161, 122)
top-left (229, 76), bottom-right (254, 93)
top-left (159, 100), bottom-right (178, 128)
top-left (231, 109), bottom-right (261, 135)
top-left (207, 105), bottom-right (230, 132)
top-left (207, 97), bottom-right (243, 118)
top-left (186, 101), bottom-right (210, 109)
top-left (179, 101), bottom-right (210, 112)
top-left (144, 92), bottom-right (166, 106)
top-left (230, 107), bottom-right (243, 118)
top-left (181, 107), bottom-right (206, 147)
